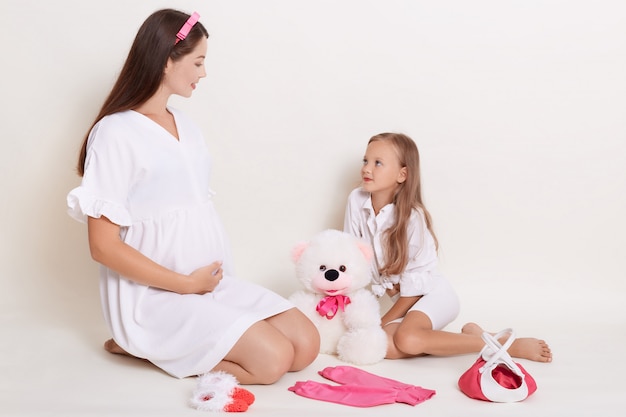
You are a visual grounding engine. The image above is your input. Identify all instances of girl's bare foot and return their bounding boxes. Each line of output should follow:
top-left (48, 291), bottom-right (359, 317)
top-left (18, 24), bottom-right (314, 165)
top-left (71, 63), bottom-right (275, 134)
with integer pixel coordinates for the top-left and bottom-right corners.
top-left (461, 322), bottom-right (552, 363)
top-left (509, 337), bottom-right (552, 363)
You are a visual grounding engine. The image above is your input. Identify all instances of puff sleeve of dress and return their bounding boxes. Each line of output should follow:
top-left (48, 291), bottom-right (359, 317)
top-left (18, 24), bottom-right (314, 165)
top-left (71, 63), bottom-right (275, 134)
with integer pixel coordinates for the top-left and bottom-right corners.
top-left (67, 119), bottom-right (135, 227)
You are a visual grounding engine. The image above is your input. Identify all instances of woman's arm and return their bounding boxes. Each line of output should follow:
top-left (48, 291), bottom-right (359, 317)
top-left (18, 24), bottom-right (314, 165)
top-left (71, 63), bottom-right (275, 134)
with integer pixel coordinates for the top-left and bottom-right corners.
top-left (380, 294), bottom-right (422, 326)
top-left (87, 216), bottom-right (222, 294)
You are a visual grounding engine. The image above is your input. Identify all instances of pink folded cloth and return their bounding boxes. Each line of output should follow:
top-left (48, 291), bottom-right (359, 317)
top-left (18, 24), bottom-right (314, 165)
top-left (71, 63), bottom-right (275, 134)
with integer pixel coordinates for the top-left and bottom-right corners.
top-left (288, 366), bottom-right (436, 407)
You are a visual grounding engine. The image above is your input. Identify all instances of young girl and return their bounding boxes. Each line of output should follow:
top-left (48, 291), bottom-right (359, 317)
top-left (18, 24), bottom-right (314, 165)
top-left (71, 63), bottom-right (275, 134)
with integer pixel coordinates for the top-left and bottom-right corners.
top-left (343, 132), bottom-right (552, 362)
top-left (67, 9), bottom-right (319, 384)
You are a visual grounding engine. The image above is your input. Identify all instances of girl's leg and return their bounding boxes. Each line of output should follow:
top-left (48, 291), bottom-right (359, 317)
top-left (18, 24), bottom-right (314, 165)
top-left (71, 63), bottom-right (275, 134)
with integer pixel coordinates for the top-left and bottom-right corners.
top-left (390, 311), bottom-right (486, 357)
top-left (386, 311), bottom-right (551, 362)
top-left (461, 322), bottom-right (552, 362)
top-left (383, 322), bottom-right (418, 359)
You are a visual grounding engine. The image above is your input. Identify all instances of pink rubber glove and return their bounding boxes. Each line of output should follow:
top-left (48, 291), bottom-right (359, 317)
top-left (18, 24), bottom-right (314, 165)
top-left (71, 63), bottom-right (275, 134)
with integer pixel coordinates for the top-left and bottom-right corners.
top-left (288, 380), bottom-right (399, 407)
top-left (319, 366), bottom-right (436, 405)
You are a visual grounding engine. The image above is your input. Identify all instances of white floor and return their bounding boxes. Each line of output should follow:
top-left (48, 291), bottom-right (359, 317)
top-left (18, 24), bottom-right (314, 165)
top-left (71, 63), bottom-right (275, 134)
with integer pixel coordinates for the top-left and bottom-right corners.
top-left (1, 281), bottom-right (624, 417)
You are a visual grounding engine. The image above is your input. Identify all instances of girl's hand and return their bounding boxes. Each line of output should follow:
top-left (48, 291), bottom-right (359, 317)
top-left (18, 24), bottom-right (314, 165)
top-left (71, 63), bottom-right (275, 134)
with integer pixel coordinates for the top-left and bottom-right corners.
top-left (386, 283), bottom-right (400, 297)
top-left (185, 261), bottom-right (223, 294)
top-left (380, 294), bottom-right (421, 326)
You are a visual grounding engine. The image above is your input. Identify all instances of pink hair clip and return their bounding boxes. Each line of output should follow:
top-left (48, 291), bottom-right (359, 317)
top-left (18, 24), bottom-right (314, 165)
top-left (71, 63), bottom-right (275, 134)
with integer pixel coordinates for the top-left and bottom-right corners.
top-left (175, 12), bottom-right (200, 44)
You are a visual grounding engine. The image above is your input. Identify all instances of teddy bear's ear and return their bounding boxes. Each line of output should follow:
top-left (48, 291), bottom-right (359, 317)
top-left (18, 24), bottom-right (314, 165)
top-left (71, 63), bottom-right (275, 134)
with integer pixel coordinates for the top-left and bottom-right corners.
top-left (356, 240), bottom-right (374, 261)
top-left (291, 241), bottom-right (309, 263)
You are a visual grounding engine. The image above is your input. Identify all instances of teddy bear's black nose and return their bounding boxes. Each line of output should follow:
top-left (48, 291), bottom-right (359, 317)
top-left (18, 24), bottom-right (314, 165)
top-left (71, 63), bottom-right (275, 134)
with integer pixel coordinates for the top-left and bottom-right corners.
top-left (324, 269), bottom-right (339, 281)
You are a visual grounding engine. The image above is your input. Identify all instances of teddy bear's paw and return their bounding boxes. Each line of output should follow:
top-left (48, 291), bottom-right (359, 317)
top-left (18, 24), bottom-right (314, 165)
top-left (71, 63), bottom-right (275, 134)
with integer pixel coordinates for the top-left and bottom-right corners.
top-left (342, 291), bottom-right (384, 328)
top-left (337, 327), bottom-right (387, 365)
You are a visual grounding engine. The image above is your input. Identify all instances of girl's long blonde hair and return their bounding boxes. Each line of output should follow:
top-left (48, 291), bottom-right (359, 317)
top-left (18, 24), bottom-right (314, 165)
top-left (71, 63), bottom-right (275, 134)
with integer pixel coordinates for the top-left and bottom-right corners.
top-left (369, 133), bottom-right (438, 276)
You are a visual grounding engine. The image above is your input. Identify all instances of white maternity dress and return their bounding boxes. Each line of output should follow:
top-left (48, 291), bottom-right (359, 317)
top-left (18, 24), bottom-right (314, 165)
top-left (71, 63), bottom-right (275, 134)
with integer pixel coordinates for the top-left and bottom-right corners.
top-left (67, 108), bottom-right (293, 378)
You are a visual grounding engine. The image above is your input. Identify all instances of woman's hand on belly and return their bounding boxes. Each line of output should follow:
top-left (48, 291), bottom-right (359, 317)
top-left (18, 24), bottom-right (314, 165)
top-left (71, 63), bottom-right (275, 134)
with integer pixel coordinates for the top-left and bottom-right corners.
top-left (181, 261), bottom-right (223, 294)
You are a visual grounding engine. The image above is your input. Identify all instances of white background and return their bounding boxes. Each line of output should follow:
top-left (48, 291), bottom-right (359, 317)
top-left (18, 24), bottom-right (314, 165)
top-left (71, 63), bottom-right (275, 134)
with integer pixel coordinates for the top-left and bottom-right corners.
top-left (1, 1), bottom-right (624, 415)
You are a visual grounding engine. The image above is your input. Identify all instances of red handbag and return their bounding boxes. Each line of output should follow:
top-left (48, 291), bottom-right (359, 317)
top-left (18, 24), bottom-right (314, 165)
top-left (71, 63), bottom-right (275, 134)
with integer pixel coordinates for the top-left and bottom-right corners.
top-left (458, 329), bottom-right (537, 402)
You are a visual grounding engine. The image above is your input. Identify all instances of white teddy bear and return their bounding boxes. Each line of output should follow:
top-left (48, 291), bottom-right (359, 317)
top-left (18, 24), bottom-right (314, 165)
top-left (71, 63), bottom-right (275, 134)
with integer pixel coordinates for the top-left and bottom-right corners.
top-left (289, 229), bottom-right (388, 365)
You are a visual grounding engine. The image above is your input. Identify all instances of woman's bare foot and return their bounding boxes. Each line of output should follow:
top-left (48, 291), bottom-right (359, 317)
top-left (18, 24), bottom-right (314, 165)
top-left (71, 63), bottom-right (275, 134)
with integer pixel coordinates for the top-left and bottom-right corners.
top-left (104, 339), bottom-right (135, 357)
top-left (461, 322), bottom-right (552, 363)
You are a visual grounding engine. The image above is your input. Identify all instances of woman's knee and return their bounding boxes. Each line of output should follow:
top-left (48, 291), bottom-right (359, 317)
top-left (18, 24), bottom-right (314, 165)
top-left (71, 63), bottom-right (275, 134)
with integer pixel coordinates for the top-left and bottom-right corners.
top-left (255, 339), bottom-right (295, 384)
top-left (291, 324), bottom-right (320, 370)
top-left (226, 321), bottom-right (295, 384)
top-left (266, 309), bottom-right (320, 371)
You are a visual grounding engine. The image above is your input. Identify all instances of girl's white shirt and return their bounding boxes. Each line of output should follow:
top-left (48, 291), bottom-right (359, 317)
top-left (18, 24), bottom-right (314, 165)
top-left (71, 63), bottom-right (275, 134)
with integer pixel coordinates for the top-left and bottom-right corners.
top-left (343, 187), bottom-right (441, 298)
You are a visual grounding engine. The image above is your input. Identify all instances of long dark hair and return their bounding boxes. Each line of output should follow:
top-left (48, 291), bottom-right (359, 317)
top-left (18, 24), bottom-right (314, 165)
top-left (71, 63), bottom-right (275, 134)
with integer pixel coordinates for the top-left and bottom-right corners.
top-left (76, 9), bottom-right (209, 176)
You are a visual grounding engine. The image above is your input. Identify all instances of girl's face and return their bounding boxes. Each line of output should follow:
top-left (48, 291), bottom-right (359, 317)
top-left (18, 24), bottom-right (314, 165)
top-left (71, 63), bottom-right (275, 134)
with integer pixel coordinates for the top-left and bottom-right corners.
top-left (361, 140), bottom-right (407, 196)
top-left (163, 37), bottom-right (208, 97)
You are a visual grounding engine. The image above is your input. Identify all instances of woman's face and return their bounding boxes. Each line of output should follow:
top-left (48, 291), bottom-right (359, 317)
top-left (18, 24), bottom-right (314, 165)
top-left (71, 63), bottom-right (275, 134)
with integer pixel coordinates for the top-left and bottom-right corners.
top-left (163, 37), bottom-right (208, 97)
